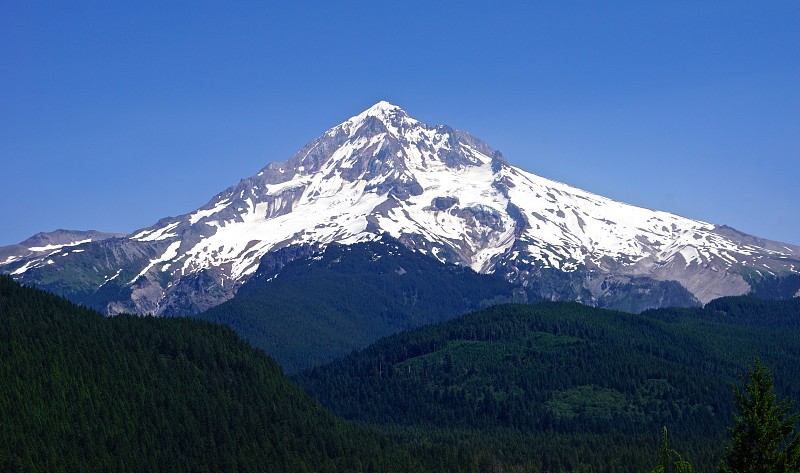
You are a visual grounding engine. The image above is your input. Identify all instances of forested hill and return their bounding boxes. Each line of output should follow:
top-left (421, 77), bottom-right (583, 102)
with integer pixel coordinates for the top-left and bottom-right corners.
top-left (4, 271), bottom-right (798, 472)
top-left (297, 297), bottom-right (800, 471)
top-left (0, 274), bottom-right (482, 472)
top-left (194, 238), bottom-right (520, 373)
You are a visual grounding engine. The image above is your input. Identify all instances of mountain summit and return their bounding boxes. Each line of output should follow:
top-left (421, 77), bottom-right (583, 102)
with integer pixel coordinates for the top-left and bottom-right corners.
top-left (3, 102), bottom-right (799, 314)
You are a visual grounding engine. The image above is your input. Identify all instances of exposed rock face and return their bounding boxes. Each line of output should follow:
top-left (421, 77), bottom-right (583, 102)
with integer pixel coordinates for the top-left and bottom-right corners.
top-left (3, 102), bottom-right (799, 314)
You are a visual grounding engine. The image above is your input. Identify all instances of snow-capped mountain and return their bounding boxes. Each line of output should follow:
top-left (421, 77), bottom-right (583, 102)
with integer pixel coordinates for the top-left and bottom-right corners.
top-left (3, 102), bottom-right (799, 314)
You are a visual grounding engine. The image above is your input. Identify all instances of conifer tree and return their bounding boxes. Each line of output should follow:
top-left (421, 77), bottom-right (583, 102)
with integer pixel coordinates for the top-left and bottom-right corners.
top-left (720, 358), bottom-right (800, 473)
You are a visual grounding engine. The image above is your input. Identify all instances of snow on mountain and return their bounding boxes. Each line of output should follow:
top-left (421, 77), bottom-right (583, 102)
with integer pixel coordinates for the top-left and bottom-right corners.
top-left (3, 102), bottom-right (799, 314)
top-left (0, 230), bottom-right (124, 269)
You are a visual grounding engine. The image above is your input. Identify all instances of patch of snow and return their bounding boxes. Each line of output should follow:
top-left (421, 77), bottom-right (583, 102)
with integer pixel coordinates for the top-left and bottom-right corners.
top-left (129, 241), bottom-right (182, 283)
top-left (678, 246), bottom-right (702, 267)
top-left (11, 259), bottom-right (38, 275)
top-left (132, 222), bottom-right (180, 242)
top-left (99, 269), bottom-right (123, 288)
top-left (189, 199), bottom-right (230, 224)
top-left (28, 239), bottom-right (92, 252)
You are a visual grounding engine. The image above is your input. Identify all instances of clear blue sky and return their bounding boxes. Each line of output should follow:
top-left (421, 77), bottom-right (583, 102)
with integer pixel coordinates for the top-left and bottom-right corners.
top-left (2, 2), bottom-right (798, 246)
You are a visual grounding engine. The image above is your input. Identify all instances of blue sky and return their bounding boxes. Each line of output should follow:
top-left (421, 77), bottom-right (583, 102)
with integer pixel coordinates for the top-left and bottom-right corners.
top-left (2, 2), bottom-right (798, 246)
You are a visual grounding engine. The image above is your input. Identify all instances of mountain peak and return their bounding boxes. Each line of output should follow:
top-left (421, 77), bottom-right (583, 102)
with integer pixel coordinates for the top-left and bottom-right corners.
top-left (351, 101), bottom-right (405, 121)
top-left (323, 101), bottom-right (419, 143)
top-left (366, 100), bottom-right (401, 114)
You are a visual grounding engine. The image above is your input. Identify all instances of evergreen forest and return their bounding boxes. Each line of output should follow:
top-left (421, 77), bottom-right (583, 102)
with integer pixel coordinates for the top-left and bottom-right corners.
top-left (2, 273), bottom-right (799, 472)
top-left (297, 298), bottom-right (800, 471)
top-left (0, 275), bottom-right (485, 472)
top-left (195, 239), bottom-right (520, 372)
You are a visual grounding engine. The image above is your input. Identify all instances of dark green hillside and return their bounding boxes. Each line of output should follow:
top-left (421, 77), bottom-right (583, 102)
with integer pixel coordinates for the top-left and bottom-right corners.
top-left (0, 274), bottom-right (482, 473)
top-left (194, 238), bottom-right (520, 372)
top-left (745, 273), bottom-right (800, 300)
top-left (297, 298), bottom-right (800, 471)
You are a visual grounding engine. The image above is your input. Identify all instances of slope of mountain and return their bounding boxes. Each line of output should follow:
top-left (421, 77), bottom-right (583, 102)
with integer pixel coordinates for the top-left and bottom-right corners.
top-left (0, 274), bottom-right (488, 472)
top-left (0, 229), bottom-right (124, 270)
top-left (3, 102), bottom-right (798, 314)
top-left (296, 297), bottom-right (800, 471)
top-left (194, 236), bottom-right (521, 372)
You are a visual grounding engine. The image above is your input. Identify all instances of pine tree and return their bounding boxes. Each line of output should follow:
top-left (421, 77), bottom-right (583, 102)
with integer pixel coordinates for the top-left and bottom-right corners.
top-left (720, 358), bottom-right (800, 473)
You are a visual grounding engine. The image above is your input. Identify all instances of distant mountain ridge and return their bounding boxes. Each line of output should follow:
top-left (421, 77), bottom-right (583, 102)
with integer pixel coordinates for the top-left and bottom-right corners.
top-left (0, 229), bottom-right (124, 269)
top-left (2, 102), bottom-right (798, 314)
